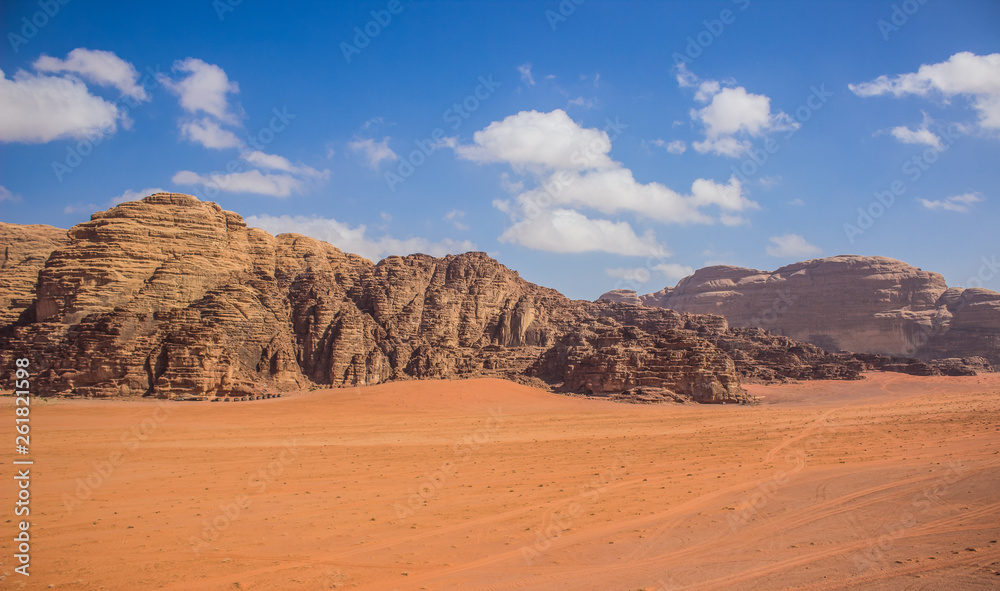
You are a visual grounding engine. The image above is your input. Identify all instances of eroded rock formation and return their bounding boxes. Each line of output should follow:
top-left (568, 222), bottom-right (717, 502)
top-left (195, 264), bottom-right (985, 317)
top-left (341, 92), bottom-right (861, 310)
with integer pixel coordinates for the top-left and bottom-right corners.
top-left (601, 256), bottom-right (1000, 365)
top-left (1, 194), bottom-right (989, 402)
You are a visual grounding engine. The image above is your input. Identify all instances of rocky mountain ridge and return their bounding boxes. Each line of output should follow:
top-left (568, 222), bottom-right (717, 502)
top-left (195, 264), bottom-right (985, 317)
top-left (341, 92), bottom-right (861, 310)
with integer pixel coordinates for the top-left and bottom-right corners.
top-left (0, 194), bottom-right (991, 403)
top-left (600, 256), bottom-right (1000, 365)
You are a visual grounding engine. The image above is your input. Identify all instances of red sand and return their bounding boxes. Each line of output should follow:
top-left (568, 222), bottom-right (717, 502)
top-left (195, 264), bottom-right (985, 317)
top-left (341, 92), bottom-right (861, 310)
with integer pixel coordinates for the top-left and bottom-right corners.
top-left (2, 372), bottom-right (1000, 590)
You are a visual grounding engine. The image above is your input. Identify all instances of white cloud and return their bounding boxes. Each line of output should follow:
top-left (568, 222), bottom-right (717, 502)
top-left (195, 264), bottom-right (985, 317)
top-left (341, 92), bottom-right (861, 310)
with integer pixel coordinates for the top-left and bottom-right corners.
top-left (568, 96), bottom-right (596, 109)
top-left (0, 185), bottom-right (21, 203)
top-left (664, 139), bottom-right (687, 155)
top-left (443, 209), bottom-right (468, 231)
top-left (172, 169), bottom-right (303, 198)
top-left (497, 208), bottom-right (670, 257)
top-left (787, 197), bottom-right (805, 206)
top-left (459, 109), bottom-right (759, 257)
top-left (889, 123), bottom-right (943, 149)
top-left (455, 109), bottom-right (617, 172)
top-left (34, 48), bottom-right (149, 101)
top-left (647, 139), bottom-right (687, 154)
top-left (244, 214), bottom-right (477, 261)
top-left (654, 263), bottom-right (695, 283)
top-left (159, 58), bottom-right (241, 125)
top-left (849, 52), bottom-right (1000, 132)
top-left (349, 137), bottom-right (398, 169)
top-left (180, 117), bottom-right (242, 149)
top-left (759, 175), bottom-right (782, 189)
top-left (241, 150), bottom-right (325, 178)
top-left (499, 172), bottom-right (524, 194)
top-left (918, 192), bottom-right (984, 213)
top-left (605, 267), bottom-right (653, 283)
top-left (765, 233), bottom-right (821, 258)
top-left (0, 68), bottom-right (122, 143)
top-left (110, 187), bottom-right (167, 205)
top-left (518, 63), bottom-right (535, 87)
top-left (678, 65), bottom-right (798, 158)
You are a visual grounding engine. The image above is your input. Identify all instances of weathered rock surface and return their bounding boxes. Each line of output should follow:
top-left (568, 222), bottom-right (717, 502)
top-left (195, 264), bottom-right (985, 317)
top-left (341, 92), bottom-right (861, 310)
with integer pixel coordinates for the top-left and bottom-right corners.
top-left (0, 223), bottom-right (70, 326)
top-left (601, 256), bottom-right (1000, 365)
top-left (1, 195), bottom-right (982, 402)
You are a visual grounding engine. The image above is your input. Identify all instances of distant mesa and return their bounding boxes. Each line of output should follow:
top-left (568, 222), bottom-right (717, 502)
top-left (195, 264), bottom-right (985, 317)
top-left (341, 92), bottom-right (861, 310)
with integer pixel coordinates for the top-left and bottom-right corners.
top-left (598, 256), bottom-right (1000, 366)
top-left (0, 193), bottom-right (994, 401)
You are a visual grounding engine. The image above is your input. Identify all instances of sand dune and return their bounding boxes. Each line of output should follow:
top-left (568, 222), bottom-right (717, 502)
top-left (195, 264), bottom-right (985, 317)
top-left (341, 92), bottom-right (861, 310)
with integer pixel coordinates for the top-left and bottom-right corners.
top-left (3, 373), bottom-right (1000, 590)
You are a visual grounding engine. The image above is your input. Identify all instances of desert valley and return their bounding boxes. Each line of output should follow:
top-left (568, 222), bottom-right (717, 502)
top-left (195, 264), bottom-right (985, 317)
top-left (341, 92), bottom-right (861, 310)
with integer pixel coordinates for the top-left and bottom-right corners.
top-left (2, 2), bottom-right (999, 588)
top-left (1, 194), bottom-right (999, 589)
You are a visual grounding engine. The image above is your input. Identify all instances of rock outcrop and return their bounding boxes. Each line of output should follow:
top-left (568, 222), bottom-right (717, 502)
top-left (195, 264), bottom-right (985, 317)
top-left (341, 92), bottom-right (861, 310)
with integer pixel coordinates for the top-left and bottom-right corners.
top-left (1, 194), bottom-right (986, 402)
top-left (600, 256), bottom-right (1000, 365)
top-left (0, 223), bottom-right (70, 326)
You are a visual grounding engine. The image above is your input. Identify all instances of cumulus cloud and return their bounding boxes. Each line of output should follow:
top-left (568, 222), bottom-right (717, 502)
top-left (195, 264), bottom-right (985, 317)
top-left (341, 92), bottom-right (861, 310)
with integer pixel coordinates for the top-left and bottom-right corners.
top-left (159, 58), bottom-right (241, 124)
top-left (677, 64), bottom-right (798, 157)
top-left (0, 68), bottom-right (123, 143)
top-left (457, 109), bottom-right (758, 257)
top-left (497, 208), bottom-right (670, 256)
top-left (34, 48), bottom-right (149, 101)
top-left (849, 52), bottom-right (1000, 132)
top-left (180, 117), bottom-right (242, 149)
top-left (455, 109), bottom-right (617, 172)
top-left (241, 150), bottom-right (325, 178)
top-left (918, 192), bottom-right (983, 213)
top-left (350, 137), bottom-right (398, 169)
top-left (172, 169), bottom-right (304, 198)
top-left (765, 233), bottom-right (821, 258)
top-left (889, 124), bottom-right (943, 149)
top-left (244, 214), bottom-right (477, 261)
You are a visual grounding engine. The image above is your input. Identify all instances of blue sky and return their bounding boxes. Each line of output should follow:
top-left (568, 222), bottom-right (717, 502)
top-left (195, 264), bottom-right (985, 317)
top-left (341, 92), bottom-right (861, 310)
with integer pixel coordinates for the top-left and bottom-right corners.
top-left (1, 0), bottom-right (998, 300)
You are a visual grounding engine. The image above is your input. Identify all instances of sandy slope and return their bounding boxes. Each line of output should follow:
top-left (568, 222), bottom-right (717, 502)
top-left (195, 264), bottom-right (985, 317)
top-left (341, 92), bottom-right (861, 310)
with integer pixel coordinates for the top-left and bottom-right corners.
top-left (2, 372), bottom-right (999, 590)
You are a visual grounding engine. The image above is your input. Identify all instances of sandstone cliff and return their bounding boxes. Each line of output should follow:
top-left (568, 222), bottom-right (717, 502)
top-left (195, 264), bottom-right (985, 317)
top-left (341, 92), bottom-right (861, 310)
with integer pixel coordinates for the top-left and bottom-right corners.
top-left (0, 223), bottom-right (70, 326)
top-left (0, 194), bottom-right (753, 402)
top-left (600, 256), bottom-right (1000, 365)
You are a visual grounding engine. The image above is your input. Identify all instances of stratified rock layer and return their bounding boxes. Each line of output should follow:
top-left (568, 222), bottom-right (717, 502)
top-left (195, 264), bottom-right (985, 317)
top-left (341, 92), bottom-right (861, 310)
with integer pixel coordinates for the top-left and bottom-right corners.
top-left (601, 256), bottom-right (1000, 365)
top-left (2, 195), bottom-right (988, 401)
top-left (0, 194), bottom-right (758, 401)
top-left (0, 223), bottom-right (70, 326)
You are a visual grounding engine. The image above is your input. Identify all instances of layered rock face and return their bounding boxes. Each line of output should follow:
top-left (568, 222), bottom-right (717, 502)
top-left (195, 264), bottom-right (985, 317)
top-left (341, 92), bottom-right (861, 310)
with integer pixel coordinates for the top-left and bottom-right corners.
top-left (4, 195), bottom-right (984, 402)
top-left (0, 193), bottom-right (759, 401)
top-left (0, 223), bottom-right (70, 326)
top-left (601, 256), bottom-right (1000, 364)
